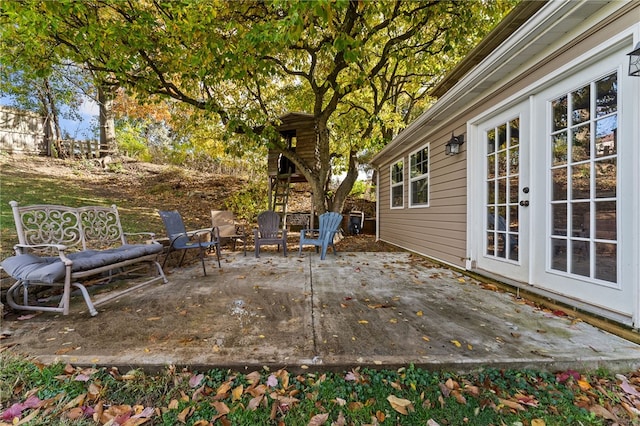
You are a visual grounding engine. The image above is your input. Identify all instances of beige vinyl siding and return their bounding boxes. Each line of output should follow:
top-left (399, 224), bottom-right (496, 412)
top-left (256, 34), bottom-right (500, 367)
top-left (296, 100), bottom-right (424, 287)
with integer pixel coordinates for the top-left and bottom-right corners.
top-left (374, 1), bottom-right (639, 271)
top-left (378, 128), bottom-right (468, 267)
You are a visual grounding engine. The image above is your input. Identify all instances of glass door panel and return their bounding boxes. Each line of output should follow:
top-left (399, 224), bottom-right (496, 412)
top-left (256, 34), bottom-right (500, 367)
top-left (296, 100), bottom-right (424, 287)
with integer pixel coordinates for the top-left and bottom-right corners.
top-left (485, 118), bottom-right (520, 262)
top-left (549, 73), bottom-right (618, 284)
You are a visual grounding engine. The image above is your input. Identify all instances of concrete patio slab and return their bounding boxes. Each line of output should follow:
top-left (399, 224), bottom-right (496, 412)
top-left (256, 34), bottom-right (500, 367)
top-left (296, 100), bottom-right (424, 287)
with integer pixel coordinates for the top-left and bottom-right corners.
top-left (2, 251), bottom-right (640, 374)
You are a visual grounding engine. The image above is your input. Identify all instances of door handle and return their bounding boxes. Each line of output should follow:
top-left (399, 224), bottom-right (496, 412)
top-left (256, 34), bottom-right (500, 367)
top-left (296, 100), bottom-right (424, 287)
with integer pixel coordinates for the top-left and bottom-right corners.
top-left (519, 200), bottom-right (529, 207)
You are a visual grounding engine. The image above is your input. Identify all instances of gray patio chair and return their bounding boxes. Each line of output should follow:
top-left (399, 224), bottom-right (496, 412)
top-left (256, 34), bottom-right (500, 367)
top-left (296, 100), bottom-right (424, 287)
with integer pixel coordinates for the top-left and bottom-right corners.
top-left (253, 211), bottom-right (287, 258)
top-left (298, 212), bottom-right (343, 260)
top-left (158, 210), bottom-right (221, 276)
top-left (211, 210), bottom-right (247, 255)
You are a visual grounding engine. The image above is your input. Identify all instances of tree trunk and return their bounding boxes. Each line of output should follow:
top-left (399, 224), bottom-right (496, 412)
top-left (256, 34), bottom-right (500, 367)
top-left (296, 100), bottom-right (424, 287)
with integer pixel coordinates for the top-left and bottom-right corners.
top-left (39, 78), bottom-right (64, 157)
top-left (330, 150), bottom-right (358, 213)
top-left (98, 84), bottom-right (116, 157)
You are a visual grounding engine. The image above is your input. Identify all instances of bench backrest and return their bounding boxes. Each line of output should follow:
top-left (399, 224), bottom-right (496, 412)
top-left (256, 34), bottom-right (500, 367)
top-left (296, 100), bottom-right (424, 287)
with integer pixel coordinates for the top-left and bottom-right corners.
top-left (77, 205), bottom-right (127, 249)
top-left (10, 201), bottom-right (126, 254)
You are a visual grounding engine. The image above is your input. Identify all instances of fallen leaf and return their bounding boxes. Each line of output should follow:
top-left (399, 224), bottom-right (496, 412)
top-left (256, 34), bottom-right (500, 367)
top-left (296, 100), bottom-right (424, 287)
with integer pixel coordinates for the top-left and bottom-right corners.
top-left (531, 419), bottom-right (546, 426)
top-left (387, 395), bottom-right (413, 415)
top-left (17, 314), bottom-right (38, 320)
top-left (211, 401), bottom-right (230, 422)
top-left (450, 340), bottom-right (462, 348)
top-left (232, 385), bottom-right (243, 401)
top-left (358, 320), bottom-right (368, 324)
top-left (577, 379), bottom-right (591, 391)
top-left (416, 310), bottom-right (423, 316)
top-left (498, 398), bottom-right (525, 411)
top-left (422, 336), bottom-right (430, 342)
top-left (308, 413), bottom-right (329, 426)
top-left (589, 404), bottom-right (618, 421)
top-left (452, 390), bottom-right (467, 405)
top-left (62, 393), bottom-right (86, 411)
top-left (189, 374), bottom-right (204, 388)
top-left (177, 406), bottom-right (192, 423)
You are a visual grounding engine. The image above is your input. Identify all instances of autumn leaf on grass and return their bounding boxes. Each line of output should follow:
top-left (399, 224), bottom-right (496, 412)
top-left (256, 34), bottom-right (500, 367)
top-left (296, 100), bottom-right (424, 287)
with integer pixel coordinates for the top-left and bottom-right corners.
top-left (211, 401), bottom-right (230, 422)
top-left (308, 412), bottom-right (330, 426)
top-left (247, 395), bottom-right (264, 411)
top-left (62, 393), bottom-right (86, 411)
top-left (387, 395), bottom-right (414, 415)
top-left (589, 404), bottom-right (618, 422)
top-left (176, 406), bottom-right (193, 423)
top-left (577, 379), bottom-right (592, 391)
top-left (232, 385), bottom-right (243, 401)
top-left (617, 373), bottom-right (640, 397)
top-left (189, 373), bottom-right (204, 388)
top-left (514, 392), bottom-right (539, 407)
top-left (497, 398), bottom-right (525, 411)
top-left (556, 369), bottom-right (580, 383)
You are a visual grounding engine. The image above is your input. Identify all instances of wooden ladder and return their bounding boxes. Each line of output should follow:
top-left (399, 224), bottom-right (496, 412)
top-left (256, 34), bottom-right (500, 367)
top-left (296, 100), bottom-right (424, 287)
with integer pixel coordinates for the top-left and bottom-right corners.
top-left (271, 173), bottom-right (291, 228)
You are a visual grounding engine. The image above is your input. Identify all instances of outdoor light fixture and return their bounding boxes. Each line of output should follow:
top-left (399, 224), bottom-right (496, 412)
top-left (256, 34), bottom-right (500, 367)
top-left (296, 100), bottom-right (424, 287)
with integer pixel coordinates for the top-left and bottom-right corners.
top-left (445, 132), bottom-right (465, 155)
top-left (628, 42), bottom-right (640, 77)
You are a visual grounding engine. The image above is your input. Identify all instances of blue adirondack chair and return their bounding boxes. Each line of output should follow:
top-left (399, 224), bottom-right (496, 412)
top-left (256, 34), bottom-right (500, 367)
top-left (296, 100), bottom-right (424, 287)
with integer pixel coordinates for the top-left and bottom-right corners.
top-left (298, 212), bottom-right (343, 260)
top-left (158, 210), bottom-right (221, 276)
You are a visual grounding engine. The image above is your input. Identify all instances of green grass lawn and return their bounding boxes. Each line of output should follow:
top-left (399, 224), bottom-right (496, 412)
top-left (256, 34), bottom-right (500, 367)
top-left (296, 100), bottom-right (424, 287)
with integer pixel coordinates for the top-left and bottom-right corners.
top-left (1, 159), bottom-right (167, 259)
top-left (1, 352), bottom-right (636, 426)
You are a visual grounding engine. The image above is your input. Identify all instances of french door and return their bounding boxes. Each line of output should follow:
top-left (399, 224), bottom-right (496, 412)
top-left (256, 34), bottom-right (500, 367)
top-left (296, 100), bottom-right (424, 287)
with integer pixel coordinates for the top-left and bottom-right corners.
top-left (473, 102), bottom-right (530, 282)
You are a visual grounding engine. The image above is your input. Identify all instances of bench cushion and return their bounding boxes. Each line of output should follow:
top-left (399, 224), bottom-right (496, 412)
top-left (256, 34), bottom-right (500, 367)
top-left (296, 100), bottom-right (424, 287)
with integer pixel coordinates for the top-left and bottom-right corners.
top-left (1, 253), bottom-right (65, 284)
top-left (1, 244), bottom-right (163, 284)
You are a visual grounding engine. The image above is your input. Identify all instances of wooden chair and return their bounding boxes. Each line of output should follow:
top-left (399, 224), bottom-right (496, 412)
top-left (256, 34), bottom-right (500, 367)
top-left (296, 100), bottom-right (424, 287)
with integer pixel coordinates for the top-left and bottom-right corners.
top-left (158, 210), bottom-right (221, 276)
top-left (211, 210), bottom-right (247, 256)
top-left (253, 211), bottom-right (287, 258)
top-left (298, 212), bottom-right (342, 260)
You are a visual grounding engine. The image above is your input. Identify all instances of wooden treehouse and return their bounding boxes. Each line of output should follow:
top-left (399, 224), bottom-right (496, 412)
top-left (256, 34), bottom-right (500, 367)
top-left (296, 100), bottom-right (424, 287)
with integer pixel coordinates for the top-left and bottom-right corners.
top-left (268, 112), bottom-right (316, 230)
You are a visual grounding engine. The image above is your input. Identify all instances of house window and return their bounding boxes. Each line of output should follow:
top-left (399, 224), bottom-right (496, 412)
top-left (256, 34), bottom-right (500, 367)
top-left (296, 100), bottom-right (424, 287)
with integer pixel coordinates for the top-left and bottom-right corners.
top-left (549, 72), bottom-right (618, 284)
top-left (410, 144), bottom-right (429, 207)
top-left (390, 160), bottom-right (404, 208)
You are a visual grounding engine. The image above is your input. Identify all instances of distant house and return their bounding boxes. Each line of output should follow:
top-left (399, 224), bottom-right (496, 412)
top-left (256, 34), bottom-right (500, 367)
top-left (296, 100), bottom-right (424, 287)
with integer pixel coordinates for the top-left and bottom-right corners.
top-left (370, 1), bottom-right (640, 327)
top-left (0, 106), bottom-right (47, 154)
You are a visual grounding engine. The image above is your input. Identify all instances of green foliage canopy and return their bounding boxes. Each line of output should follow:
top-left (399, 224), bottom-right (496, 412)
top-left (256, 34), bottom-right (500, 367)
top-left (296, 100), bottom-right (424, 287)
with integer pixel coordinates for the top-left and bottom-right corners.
top-left (1, 0), bottom-right (516, 212)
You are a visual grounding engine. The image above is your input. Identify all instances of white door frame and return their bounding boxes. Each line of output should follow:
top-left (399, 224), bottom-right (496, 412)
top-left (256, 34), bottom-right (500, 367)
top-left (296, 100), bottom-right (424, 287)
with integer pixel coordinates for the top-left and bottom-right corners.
top-left (467, 99), bottom-right (531, 283)
top-left (466, 36), bottom-right (639, 326)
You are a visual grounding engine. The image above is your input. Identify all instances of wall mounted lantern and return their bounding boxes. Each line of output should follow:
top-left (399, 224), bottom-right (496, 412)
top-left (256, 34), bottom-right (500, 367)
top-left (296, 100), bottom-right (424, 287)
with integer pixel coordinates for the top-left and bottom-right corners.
top-left (445, 132), bottom-right (465, 155)
top-left (628, 42), bottom-right (640, 77)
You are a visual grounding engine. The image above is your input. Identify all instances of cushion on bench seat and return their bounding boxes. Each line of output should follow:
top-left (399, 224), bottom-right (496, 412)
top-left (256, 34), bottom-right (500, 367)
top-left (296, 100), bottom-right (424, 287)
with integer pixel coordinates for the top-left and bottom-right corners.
top-left (1, 244), bottom-right (163, 284)
top-left (1, 253), bottom-right (66, 284)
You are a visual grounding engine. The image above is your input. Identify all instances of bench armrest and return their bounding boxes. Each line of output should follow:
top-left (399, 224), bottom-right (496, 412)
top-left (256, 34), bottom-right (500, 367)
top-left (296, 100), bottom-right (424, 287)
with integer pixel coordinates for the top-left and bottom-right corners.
top-left (14, 243), bottom-right (68, 252)
top-left (14, 243), bottom-right (73, 265)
